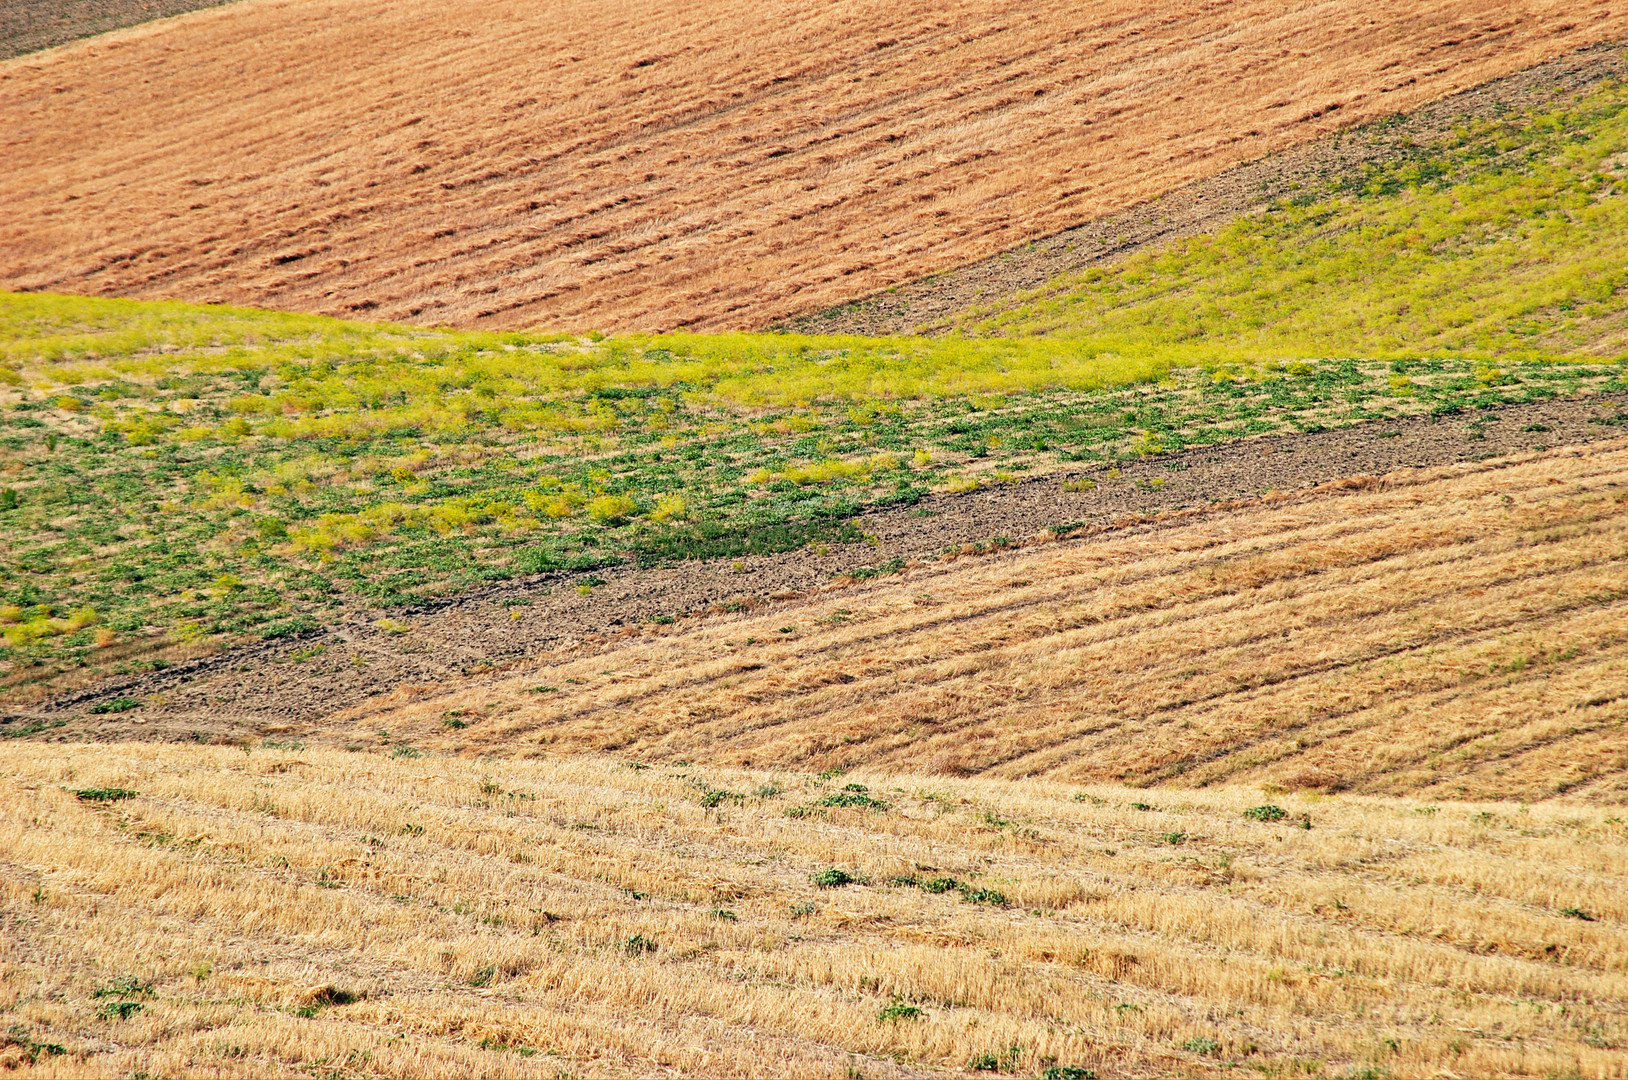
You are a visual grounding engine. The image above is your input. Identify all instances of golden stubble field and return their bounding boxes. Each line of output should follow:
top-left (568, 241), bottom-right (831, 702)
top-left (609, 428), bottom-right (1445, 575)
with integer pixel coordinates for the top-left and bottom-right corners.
top-left (1, 443), bottom-right (1626, 1078)
top-left (1, 746), bottom-right (1625, 1079)
top-left (339, 439), bottom-right (1628, 804)
top-left (1, 0), bottom-right (1624, 331)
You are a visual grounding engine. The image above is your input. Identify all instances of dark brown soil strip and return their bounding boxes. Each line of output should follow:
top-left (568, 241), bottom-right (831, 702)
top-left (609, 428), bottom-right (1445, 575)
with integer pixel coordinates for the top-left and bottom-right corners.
top-left (0, 0), bottom-right (235, 60)
top-left (9, 392), bottom-right (1625, 743)
top-left (780, 42), bottom-right (1628, 337)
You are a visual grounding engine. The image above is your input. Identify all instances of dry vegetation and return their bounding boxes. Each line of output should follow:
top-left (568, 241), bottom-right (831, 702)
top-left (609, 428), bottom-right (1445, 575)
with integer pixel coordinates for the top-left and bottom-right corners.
top-left (1, 0), bottom-right (1623, 331)
top-left (338, 439), bottom-right (1628, 803)
top-left (3, 743), bottom-right (1626, 1079)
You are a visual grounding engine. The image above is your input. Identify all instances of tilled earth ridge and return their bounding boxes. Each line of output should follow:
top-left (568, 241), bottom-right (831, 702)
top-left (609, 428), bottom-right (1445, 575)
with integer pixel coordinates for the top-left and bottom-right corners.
top-left (0, 0), bottom-right (233, 60)
top-left (782, 41), bottom-right (1628, 337)
top-left (13, 391), bottom-right (1626, 743)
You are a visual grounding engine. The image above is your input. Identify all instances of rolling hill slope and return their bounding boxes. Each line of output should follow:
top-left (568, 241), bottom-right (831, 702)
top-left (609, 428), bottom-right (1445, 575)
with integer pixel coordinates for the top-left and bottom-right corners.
top-left (328, 437), bottom-right (1628, 802)
top-left (0, 0), bottom-right (1623, 331)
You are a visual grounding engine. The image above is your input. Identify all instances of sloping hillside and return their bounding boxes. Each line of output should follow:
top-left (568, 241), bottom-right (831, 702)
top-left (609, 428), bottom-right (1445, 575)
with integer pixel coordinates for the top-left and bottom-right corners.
top-left (0, 0), bottom-right (1621, 330)
top-left (334, 439), bottom-right (1628, 802)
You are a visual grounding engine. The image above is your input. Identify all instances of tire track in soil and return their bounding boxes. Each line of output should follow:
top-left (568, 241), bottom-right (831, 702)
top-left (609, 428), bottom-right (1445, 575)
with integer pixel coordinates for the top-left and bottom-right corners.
top-left (9, 391), bottom-right (1625, 742)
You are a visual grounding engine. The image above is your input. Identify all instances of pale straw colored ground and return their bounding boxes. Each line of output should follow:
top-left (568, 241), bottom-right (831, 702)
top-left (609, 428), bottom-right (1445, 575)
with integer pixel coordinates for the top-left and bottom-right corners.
top-left (4, 441), bottom-right (1625, 1078)
top-left (1, 745), bottom-right (1624, 1078)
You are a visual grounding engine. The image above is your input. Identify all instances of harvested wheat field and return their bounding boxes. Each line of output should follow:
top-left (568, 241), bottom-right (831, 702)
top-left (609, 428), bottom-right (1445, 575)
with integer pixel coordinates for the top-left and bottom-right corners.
top-left (337, 439), bottom-right (1628, 803)
top-left (3, 743), bottom-right (1626, 1079)
top-left (1, 0), bottom-right (1625, 330)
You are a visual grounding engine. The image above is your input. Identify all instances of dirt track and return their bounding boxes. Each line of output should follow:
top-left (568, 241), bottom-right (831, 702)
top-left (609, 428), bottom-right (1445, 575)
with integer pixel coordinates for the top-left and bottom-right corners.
top-left (13, 391), bottom-right (1623, 743)
top-left (0, 0), bottom-right (231, 60)
top-left (786, 41), bottom-right (1628, 336)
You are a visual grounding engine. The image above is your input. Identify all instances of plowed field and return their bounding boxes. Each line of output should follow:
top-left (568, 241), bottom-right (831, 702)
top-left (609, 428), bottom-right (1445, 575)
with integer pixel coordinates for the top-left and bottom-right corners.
top-left (1, 0), bottom-right (1622, 331)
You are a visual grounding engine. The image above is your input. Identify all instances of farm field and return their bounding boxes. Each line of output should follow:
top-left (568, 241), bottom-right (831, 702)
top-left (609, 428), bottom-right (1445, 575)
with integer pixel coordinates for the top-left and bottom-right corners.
top-left (4, 78), bottom-right (1628, 701)
top-left (3, 14), bottom-right (1628, 1076)
top-left (2, 743), bottom-right (1625, 1079)
top-left (1, 0), bottom-right (1624, 331)
top-left (322, 436), bottom-right (1628, 804)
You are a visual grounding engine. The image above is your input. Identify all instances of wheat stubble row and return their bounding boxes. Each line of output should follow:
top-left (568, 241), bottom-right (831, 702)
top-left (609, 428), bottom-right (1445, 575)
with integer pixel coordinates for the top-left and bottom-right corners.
top-left (2, 743), bottom-right (1625, 1078)
top-left (339, 441), bottom-right (1628, 802)
top-left (2, 0), bottom-right (1623, 330)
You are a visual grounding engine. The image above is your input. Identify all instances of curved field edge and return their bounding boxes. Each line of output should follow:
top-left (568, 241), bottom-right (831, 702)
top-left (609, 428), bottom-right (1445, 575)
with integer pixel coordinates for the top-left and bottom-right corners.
top-left (786, 41), bottom-right (1628, 337)
top-left (1, 0), bottom-right (1622, 331)
top-left (6, 78), bottom-right (1628, 697)
top-left (327, 438), bottom-right (1628, 804)
top-left (0, 0), bottom-right (237, 61)
top-left (1, 744), bottom-right (1624, 1079)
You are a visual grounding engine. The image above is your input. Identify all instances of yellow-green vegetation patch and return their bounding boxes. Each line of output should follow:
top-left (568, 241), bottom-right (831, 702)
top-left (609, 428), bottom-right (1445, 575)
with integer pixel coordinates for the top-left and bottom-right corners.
top-left (965, 82), bottom-right (1628, 364)
top-left (2, 83), bottom-right (1627, 688)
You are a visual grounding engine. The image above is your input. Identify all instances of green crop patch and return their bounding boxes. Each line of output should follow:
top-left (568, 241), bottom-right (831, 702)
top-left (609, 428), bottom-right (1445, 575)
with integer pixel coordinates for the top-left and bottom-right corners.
top-left (2, 84), bottom-right (1626, 691)
top-left (962, 83), bottom-right (1628, 365)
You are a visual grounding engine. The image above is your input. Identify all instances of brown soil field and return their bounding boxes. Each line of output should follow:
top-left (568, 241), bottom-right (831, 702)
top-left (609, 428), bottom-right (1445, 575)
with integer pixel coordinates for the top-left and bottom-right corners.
top-left (20, 392), bottom-right (1627, 739)
top-left (2, 745), bottom-right (1625, 1079)
top-left (0, 0), bottom-right (233, 61)
top-left (1, 0), bottom-right (1624, 332)
top-left (786, 42), bottom-right (1628, 337)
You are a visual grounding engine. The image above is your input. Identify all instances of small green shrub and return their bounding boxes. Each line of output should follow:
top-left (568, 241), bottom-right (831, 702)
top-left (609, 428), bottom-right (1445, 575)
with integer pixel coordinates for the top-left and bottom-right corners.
top-left (819, 790), bottom-right (888, 810)
top-left (622, 933), bottom-right (658, 955)
top-left (96, 1001), bottom-right (143, 1021)
top-left (811, 867), bottom-right (859, 889)
top-left (877, 999), bottom-right (922, 1023)
top-left (73, 787), bottom-right (138, 802)
top-left (1244, 804), bottom-right (1288, 822)
top-left (88, 697), bottom-right (140, 714)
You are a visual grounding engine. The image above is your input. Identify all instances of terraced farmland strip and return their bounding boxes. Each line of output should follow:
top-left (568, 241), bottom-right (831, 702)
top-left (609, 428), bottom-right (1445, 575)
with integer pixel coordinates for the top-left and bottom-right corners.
top-left (0, 0), bottom-right (1621, 330)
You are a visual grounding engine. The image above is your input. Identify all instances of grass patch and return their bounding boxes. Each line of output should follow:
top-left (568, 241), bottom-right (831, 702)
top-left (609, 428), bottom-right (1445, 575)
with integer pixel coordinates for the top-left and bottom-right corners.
top-left (3, 85), bottom-right (1627, 691)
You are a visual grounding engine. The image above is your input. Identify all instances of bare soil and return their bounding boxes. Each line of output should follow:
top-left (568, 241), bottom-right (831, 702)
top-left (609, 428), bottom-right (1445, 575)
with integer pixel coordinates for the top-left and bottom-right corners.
top-left (0, 0), bottom-right (231, 60)
top-left (12, 391), bottom-right (1623, 743)
top-left (785, 41), bottom-right (1628, 336)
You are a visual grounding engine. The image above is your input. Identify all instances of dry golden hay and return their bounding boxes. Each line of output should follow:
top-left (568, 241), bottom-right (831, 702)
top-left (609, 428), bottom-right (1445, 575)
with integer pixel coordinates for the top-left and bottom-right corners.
top-left (1, 744), bottom-right (1624, 1078)
top-left (0, 0), bottom-right (1623, 330)
top-left (340, 438), bottom-right (1628, 801)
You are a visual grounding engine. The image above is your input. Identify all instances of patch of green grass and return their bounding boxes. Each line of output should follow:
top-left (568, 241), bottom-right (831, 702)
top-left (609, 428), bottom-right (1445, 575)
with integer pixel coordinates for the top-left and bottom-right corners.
top-left (72, 786), bottom-right (138, 802)
top-left (877, 998), bottom-right (923, 1023)
top-left (810, 867), bottom-right (861, 889)
top-left (963, 84), bottom-right (1628, 366)
top-left (819, 783), bottom-right (889, 810)
top-left (3, 85), bottom-right (1626, 690)
top-left (1244, 804), bottom-right (1288, 822)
